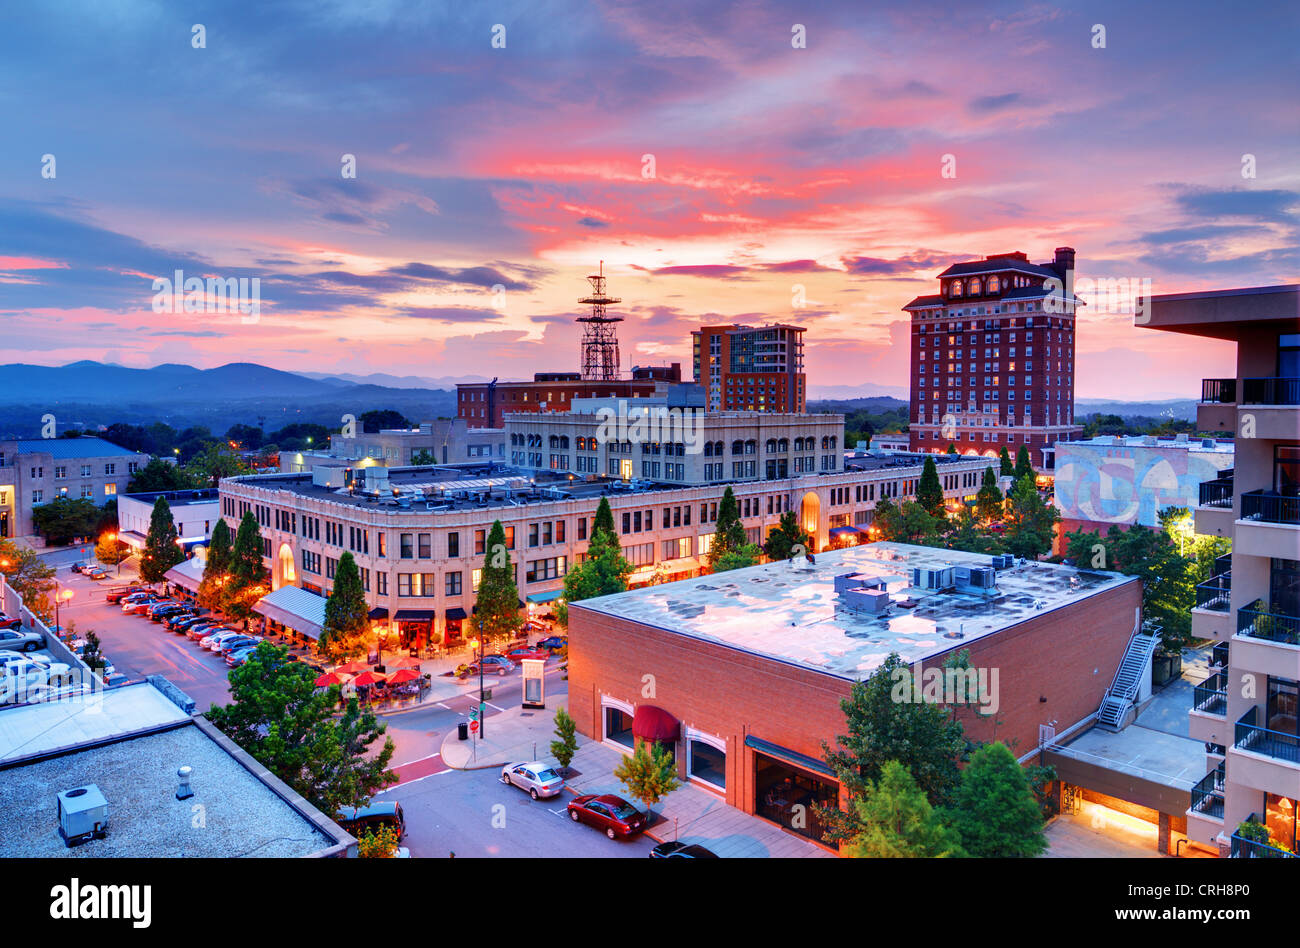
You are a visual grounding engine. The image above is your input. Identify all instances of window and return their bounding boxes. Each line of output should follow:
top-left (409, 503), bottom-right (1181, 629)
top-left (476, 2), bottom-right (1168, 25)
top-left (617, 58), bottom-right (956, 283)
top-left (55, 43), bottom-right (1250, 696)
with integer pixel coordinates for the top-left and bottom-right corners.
top-left (400, 533), bottom-right (414, 558)
top-left (104, 483), bottom-right (116, 496)
top-left (447, 532), bottom-right (459, 558)
top-left (418, 534), bottom-right (432, 558)
top-left (446, 572), bottom-right (462, 596)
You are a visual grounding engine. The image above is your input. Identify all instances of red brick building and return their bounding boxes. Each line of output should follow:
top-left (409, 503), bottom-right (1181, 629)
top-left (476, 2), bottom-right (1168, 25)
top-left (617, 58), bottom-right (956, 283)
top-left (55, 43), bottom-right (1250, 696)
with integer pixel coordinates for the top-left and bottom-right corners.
top-left (568, 542), bottom-right (1141, 851)
top-left (692, 323), bottom-right (806, 413)
top-left (905, 249), bottom-right (1084, 466)
top-left (456, 365), bottom-right (680, 428)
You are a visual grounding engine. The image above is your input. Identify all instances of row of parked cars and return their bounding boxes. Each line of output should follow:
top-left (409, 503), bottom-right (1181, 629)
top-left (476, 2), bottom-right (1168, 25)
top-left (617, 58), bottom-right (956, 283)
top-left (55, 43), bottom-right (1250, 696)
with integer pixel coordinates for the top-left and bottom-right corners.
top-left (112, 587), bottom-right (263, 668)
top-left (71, 560), bottom-right (113, 582)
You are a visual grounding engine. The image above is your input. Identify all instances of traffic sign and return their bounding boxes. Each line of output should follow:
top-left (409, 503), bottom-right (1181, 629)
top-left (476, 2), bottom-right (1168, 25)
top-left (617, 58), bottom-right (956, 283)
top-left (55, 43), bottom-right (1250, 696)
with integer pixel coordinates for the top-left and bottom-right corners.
top-left (469, 720), bottom-right (479, 733)
top-left (469, 706), bottom-right (479, 720)
top-left (479, 702), bottom-right (487, 718)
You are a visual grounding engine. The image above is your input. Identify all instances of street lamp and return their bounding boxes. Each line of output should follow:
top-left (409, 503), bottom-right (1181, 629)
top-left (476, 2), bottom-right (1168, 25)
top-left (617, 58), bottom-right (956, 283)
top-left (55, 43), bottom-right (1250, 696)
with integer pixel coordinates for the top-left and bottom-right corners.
top-left (105, 531), bottom-right (121, 576)
top-left (54, 587), bottom-right (74, 635)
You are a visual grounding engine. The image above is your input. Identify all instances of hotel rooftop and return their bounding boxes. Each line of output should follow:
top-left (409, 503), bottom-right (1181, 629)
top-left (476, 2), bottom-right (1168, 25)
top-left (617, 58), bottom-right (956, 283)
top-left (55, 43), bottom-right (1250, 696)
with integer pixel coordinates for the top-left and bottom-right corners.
top-left (574, 542), bottom-right (1137, 679)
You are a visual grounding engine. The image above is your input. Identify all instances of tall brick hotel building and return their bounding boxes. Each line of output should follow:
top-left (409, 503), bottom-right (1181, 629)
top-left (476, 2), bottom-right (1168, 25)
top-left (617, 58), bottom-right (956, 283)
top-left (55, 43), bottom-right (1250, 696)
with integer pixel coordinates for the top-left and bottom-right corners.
top-left (905, 248), bottom-right (1084, 465)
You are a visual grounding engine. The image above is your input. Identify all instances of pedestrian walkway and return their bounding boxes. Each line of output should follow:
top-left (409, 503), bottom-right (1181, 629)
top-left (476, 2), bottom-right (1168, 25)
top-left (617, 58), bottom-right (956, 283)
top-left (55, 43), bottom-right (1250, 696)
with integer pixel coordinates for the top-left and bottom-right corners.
top-left (440, 704), bottom-right (832, 858)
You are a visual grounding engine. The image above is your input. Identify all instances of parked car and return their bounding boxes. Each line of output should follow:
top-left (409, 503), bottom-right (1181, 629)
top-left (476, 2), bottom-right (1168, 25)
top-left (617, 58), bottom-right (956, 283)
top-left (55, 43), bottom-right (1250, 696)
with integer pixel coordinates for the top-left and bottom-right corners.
top-left (500, 761), bottom-right (565, 800)
top-left (0, 616), bottom-right (22, 631)
top-left (468, 655), bottom-right (516, 677)
top-left (649, 841), bottom-right (719, 858)
top-left (150, 605), bottom-right (190, 623)
top-left (85, 567), bottom-right (110, 581)
top-left (567, 794), bottom-right (647, 839)
top-left (0, 628), bottom-right (44, 652)
top-left (218, 635), bottom-right (261, 655)
top-left (337, 801), bottom-right (406, 841)
top-left (226, 645), bottom-right (260, 667)
top-left (70, 561), bottom-right (91, 573)
top-left (168, 613), bottom-right (208, 631)
top-left (122, 599), bottom-right (162, 615)
top-left (209, 631), bottom-right (252, 652)
top-left (146, 601), bottom-right (182, 619)
top-left (186, 622), bottom-right (227, 641)
top-left (536, 636), bottom-right (568, 652)
top-left (504, 646), bottom-right (549, 662)
top-left (200, 630), bottom-right (245, 650)
top-left (0, 650), bottom-right (50, 670)
top-left (106, 585), bottom-right (148, 603)
top-left (0, 658), bottom-right (72, 704)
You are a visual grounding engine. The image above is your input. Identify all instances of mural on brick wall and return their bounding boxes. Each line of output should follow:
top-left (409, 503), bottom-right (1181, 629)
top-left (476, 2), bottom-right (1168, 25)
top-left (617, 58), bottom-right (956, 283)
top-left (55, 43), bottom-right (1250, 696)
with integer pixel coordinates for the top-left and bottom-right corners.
top-left (1054, 443), bottom-right (1234, 527)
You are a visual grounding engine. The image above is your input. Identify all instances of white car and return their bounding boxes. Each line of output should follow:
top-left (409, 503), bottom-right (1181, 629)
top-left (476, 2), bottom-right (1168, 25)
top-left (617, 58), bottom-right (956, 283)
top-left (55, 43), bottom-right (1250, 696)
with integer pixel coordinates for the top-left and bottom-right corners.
top-left (0, 658), bottom-right (72, 704)
top-left (202, 630), bottom-right (245, 651)
top-left (500, 761), bottom-right (565, 800)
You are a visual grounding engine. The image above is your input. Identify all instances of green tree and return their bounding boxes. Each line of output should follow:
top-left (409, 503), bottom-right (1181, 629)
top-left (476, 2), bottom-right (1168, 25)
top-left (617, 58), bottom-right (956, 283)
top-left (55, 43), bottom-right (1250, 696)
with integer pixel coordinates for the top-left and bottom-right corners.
top-left (126, 457), bottom-right (196, 493)
top-left (916, 456), bottom-right (945, 517)
top-left (95, 532), bottom-right (131, 567)
top-left (550, 707), bottom-right (579, 774)
top-left (222, 511), bottom-right (268, 623)
top-left (356, 824), bottom-right (401, 857)
top-left (185, 443), bottom-right (250, 487)
top-left (943, 508), bottom-right (1004, 555)
top-left (819, 653), bottom-right (969, 844)
top-left (843, 761), bottom-right (966, 859)
top-left (763, 510), bottom-right (811, 561)
top-left (31, 497), bottom-right (103, 545)
top-left (945, 443), bottom-right (959, 455)
top-left (999, 446), bottom-right (1014, 477)
top-left (1003, 475), bottom-right (1059, 560)
top-left (473, 520), bottom-right (523, 647)
top-left (613, 739), bottom-right (680, 821)
top-left (975, 466), bottom-right (1004, 522)
top-left (358, 410), bottom-right (410, 433)
top-left (320, 552), bottom-right (371, 661)
top-left (80, 628), bottom-right (107, 675)
top-left (0, 541), bottom-right (56, 624)
top-left (712, 542), bottom-right (761, 573)
top-left (207, 643), bottom-right (397, 815)
top-left (871, 498), bottom-right (943, 544)
top-left (140, 496), bottom-right (184, 583)
top-left (409, 449), bottom-right (436, 465)
top-left (707, 486), bottom-right (747, 567)
top-left (945, 742), bottom-right (1048, 858)
top-left (556, 499), bottom-right (631, 626)
top-left (1013, 444), bottom-right (1035, 483)
top-left (197, 518), bottom-right (233, 609)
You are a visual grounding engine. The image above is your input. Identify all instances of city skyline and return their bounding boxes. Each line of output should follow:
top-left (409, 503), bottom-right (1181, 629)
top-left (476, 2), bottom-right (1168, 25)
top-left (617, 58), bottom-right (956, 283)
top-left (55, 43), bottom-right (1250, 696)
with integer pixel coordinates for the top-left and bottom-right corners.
top-left (2, 0), bottom-right (1297, 399)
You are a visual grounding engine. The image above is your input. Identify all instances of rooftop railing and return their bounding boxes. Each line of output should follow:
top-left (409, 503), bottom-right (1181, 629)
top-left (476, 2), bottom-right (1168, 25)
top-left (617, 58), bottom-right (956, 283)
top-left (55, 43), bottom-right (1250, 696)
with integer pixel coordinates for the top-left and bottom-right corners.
top-left (1193, 672), bottom-right (1228, 717)
top-left (1237, 606), bottom-right (1300, 645)
top-left (1201, 378), bottom-right (1237, 404)
top-left (1199, 474), bottom-right (1234, 509)
top-left (1195, 573), bottom-right (1231, 612)
top-left (1239, 489), bottom-right (1300, 526)
top-left (1189, 765), bottom-right (1225, 820)
top-left (1241, 377), bottom-right (1300, 406)
top-left (1234, 706), bottom-right (1300, 764)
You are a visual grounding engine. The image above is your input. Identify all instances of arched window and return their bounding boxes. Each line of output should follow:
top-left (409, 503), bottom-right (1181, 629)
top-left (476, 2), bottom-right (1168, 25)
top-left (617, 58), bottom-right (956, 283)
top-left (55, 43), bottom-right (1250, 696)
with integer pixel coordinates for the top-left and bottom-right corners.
top-left (549, 435), bottom-right (559, 449)
top-left (968, 278), bottom-right (982, 295)
top-left (950, 280), bottom-right (963, 297)
top-left (987, 275), bottom-right (1000, 293)
top-left (766, 439), bottom-right (777, 454)
top-left (794, 437), bottom-right (805, 452)
top-left (821, 436), bottom-right (830, 449)
top-left (704, 441), bottom-right (714, 457)
top-left (745, 440), bottom-right (757, 455)
top-left (778, 438), bottom-right (789, 452)
top-left (732, 440), bottom-right (744, 455)
top-left (714, 441), bottom-right (724, 456)
top-left (829, 435), bottom-right (837, 449)
top-left (560, 436), bottom-right (570, 449)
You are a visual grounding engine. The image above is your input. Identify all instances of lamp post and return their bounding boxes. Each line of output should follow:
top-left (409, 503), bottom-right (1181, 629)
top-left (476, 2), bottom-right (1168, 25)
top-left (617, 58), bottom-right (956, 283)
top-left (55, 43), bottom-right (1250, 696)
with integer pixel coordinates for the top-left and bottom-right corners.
top-left (54, 587), bottom-right (74, 635)
top-left (106, 532), bottom-right (121, 576)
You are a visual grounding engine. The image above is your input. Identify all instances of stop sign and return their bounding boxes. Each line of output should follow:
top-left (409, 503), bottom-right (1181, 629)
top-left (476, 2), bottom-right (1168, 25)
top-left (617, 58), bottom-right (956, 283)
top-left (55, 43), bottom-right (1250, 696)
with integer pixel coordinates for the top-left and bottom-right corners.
top-left (469, 720), bottom-right (479, 733)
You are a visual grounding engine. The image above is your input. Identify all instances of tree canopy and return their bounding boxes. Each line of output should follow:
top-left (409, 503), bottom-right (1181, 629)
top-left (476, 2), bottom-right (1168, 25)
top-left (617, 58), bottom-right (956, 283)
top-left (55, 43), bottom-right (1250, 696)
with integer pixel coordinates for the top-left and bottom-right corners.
top-left (763, 510), bottom-right (811, 561)
top-left (140, 496), bottom-right (184, 582)
top-left (843, 760), bottom-right (966, 858)
top-left (707, 486), bottom-right (748, 566)
top-left (916, 456), bottom-right (945, 517)
top-left (474, 520), bottom-right (523, 646)
top-left (945, 742), bottom-right (1048, 857)
top-left (320, 552), bottom-right (372, 661)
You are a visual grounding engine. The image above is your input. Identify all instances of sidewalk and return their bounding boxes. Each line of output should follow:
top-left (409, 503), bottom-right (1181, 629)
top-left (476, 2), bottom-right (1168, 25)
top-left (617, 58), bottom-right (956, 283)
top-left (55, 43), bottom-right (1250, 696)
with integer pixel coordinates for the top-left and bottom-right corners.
top-left (440, 704), bottom-right (832, 858)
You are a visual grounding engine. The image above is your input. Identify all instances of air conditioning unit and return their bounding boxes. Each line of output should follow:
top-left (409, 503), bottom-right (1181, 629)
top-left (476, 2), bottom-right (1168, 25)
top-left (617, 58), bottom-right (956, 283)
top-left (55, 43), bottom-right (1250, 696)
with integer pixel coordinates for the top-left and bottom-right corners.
top-left (961, 566), bottom-right (997, 589)
top-left (911, 566), bottom-right (954, 591)
top-left (843, 587), bottom-right (890, 615)
top-left (991, 554), bottom-right (1015, 570)
top-left (57, 784), bottom-right (109, 848)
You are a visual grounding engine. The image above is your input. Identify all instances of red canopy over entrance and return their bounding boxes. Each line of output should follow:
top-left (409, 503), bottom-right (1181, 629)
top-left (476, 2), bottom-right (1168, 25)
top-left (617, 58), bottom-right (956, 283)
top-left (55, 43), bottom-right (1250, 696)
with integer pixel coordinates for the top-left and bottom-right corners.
top-left (633, 705), bottom-right (680, 744)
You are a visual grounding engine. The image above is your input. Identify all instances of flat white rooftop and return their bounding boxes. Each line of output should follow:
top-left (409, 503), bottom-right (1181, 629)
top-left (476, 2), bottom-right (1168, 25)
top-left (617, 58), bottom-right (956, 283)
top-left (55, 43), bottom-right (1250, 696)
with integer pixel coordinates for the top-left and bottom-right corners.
top-left (1062, 436), bottom-right (1233, 455)
top-left (0, 681), bottom-right (191, 762)
top-left (576, 542), bottom-right (1136, 679)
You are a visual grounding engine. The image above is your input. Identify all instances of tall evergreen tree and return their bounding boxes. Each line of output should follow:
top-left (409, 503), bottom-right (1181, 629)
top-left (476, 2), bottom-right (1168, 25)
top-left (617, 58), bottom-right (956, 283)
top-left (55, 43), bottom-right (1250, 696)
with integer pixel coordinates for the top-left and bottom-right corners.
top-left (474, 520), bottom-right (523, 647)
top-left (975, 466), bottom-right (1004, 522)
top-left (222, 510), bottom-right (268, 622)
top-left (916, 455), bottom-right (945, 517)
top-left (707, 486), bottom-right (747, 566)
top-left (1013, 444), bottom-right (1035, 483)
top-left (320, 551), bottom-right (371, 661)
top-left (763, 511), bottom-right (811, 561)
top-left (945, 742), bottom-right (1047, 858)
top-left (197, 518), bottom-right (233, 609)
top-left (557, 499), bottom-right (631, 626)
top-left (140, 496), bottom-right (184, 583)
top-left (844, 760), bottom-right (967, 859)
top-left (590, 497), bottom-right (617, 548)
top-left (945, 443), bottom-right (958, 455)
top-left (998, 445), bottom-right (1014, 477)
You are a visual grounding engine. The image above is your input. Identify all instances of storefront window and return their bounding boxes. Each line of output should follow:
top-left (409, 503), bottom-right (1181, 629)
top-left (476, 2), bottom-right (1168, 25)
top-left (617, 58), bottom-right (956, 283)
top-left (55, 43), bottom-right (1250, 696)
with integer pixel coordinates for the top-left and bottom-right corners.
top-left (689, 739), bottom-right (725, 789)
top-left (754, 752), bottom-right (837, 843)
top-left (604, 707), bottom-right (634, 749)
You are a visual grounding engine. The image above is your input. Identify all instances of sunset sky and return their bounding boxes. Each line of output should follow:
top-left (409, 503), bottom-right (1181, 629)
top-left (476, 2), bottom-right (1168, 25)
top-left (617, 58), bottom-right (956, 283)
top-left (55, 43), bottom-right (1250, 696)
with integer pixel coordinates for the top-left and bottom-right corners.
top-left (1, 0), bottom-right (1296, 399)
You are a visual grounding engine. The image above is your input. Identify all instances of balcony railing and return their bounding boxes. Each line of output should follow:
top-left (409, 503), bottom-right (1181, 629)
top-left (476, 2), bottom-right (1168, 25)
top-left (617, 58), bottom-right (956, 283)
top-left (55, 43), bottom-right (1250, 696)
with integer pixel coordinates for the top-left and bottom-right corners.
top-left (1238, 606), bottom-right (1300, 645)
top-left (1193, 672), bottom-right (1227, 716)
top-left (1231, 834), bottom-right (1297, 858)
top-left (1211, 641), bottom-right (1229, 669)
top-left (1189, 765), bottom-right (1225, 820)
top-left (1234, 706), bottom-right (1300, 764)
top-left (1240, 489), bottom-right (1300, 526)
top-left (1195, 573), bottom-right (1231, 612)
top-left (1201, 378), bottom-right (1237, 403)
top-left (1241, 376), bottom-right (1300, 406)
top-left (1214, 552), bottom-right (1232, 575)
top-left (1199, 474), bottom-right (1234, 509)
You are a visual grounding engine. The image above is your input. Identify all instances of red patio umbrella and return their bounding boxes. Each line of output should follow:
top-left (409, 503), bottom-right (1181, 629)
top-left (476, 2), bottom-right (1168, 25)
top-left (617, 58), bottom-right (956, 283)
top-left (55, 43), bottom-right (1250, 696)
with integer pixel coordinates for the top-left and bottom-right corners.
top-left (352, 670), bottom-right (388, 687)
top-left (336, 660), bottom-right (372, 675)
top-left (386, 668), bottom-right (420, 685)
top-left (314, 671), bottom-right (352, 688)
top-left (387, 656), bottom-right (422, 669)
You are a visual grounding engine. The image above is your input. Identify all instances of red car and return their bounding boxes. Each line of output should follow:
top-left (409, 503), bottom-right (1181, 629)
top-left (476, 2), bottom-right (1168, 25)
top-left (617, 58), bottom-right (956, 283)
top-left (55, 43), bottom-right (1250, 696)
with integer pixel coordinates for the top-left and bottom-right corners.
top-left (504, 647), bottom-right (549, 662)
top-left (567, 794), bottom-right (647, 839)
top-left (106, 586), bottom-right (148, 604)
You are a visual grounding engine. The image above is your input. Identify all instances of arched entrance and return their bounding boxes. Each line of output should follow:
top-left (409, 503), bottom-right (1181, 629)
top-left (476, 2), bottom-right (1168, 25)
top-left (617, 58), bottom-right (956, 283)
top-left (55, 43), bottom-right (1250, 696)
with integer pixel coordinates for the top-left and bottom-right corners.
top-left (800, 491), bottom-right (821, 551)
top-left (274, 542), bottom-right (297, 590)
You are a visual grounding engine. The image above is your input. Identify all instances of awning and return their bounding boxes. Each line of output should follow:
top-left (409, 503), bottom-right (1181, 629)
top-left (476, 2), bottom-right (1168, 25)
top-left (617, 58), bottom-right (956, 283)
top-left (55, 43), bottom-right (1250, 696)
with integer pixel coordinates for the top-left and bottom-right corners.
top-left (658, 555), bottom-right (699, 574)
top-left (744, 736), bottom-right (837, 779)
top-left (444, 607), bottom-right (468, 621)
top-left (367, 607), bottom-right (389, 620)
top-left (253, 584), bottom-right (326, 640)
top-left (163, 556), bottom-right (205, 593)
top-left (633, 705), bottom-right (680, 744)
top-left (118, 530), bottom-right (148, 550)
top-left (395, 609), bottom-right (437, 623)
top-left (829, 526), bottom-right (863, 538)
top-left (525, 589), bottom-right (565, 605)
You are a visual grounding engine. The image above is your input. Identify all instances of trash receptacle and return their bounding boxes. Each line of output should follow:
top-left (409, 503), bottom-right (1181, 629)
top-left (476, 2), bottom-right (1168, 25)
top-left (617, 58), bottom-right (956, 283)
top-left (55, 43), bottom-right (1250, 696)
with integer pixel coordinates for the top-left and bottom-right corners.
top-left (457, 721), bottom-right (469, 741)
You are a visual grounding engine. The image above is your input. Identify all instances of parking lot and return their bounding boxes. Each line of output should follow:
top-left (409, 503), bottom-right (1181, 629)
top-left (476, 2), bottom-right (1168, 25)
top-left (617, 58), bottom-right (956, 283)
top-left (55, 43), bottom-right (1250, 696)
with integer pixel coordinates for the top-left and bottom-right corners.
top-left (52, 564), bottom-right (235, 710)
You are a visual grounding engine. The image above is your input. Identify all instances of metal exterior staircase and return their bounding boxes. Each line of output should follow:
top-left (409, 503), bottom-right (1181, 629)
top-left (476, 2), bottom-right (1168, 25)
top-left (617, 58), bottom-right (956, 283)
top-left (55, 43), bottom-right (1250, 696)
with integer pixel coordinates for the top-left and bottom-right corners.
top-left (1096, 619), bottom-right (1159, 732)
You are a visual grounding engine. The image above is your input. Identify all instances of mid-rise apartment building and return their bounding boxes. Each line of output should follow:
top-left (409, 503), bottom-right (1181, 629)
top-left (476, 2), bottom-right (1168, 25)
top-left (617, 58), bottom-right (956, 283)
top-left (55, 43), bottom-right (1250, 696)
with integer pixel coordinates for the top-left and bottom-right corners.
top-left (692, 324), bottom-right (806, 413)
top-left (456, 366), bottom-right (681, 428)
top-left (282, 419), bottom-right (505, 471)
top-left (905, 249), bottom-right (1084, 465)
top-left (0, 438), bottom-right (149, 539)
top-left (1145, 283), bottom-right (1299, 858)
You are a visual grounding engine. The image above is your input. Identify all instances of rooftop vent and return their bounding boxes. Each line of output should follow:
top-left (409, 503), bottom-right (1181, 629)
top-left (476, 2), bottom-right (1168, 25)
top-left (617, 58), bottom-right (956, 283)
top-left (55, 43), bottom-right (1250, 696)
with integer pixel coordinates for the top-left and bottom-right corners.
top-left (57, 784), bottom-right (109, 848)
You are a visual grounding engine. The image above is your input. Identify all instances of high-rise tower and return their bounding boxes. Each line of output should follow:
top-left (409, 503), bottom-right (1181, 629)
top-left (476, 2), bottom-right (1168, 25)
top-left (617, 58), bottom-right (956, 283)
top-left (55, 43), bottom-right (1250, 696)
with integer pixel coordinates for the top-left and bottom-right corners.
top-left (577, 262), bottom-right (623, 381)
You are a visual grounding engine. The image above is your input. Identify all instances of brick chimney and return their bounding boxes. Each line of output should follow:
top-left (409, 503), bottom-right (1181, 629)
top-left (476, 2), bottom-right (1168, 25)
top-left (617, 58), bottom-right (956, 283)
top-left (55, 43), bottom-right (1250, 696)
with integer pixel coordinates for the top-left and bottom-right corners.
top-left (1053, 247), bottom-right (1076, 277)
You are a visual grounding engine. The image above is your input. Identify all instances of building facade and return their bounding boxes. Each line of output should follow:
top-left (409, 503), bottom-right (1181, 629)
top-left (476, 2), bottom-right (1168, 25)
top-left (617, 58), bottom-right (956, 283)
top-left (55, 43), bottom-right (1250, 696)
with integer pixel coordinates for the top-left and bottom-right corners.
top-left (117, 488), bottom-right (221, 552)
top-left (905, 249), bottom-right (1084, 465)
top-left (0, 438), bottom-right (149, 540)
top-left (285, 419), bottom-right (505, 470)
top-left (456, 366), bottom-right (681, 428)
top-left (1144, 283), bottom-right (1300, 858)
top-left (692, 324), bottom-right (806, 413)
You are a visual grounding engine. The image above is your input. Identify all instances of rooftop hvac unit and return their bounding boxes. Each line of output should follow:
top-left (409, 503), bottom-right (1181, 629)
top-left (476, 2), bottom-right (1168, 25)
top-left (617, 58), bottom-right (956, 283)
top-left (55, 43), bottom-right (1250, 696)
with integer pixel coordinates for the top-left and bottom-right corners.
top-left (842, 587), bottom-right (890, 615)
top-left (911, 566), bottom-right (954, 591)
top-left (958, 566), bottom-right (997, 589)
top-left (991, 554), bottom-right (1015, 570)
top-left (57, 785), bottom-right (109, 848)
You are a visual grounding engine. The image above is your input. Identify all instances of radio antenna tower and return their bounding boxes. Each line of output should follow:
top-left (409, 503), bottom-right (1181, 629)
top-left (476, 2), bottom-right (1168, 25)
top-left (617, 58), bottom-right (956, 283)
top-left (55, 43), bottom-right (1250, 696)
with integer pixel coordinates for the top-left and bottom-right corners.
top-left (577, 261), bottom-right (623, 381)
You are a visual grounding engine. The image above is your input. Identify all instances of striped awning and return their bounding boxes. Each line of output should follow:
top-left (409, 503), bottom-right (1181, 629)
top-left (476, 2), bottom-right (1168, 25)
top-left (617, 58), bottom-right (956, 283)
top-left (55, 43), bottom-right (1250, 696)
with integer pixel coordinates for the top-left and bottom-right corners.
top-left (163, 556), bottom-right (205, 593)
top-left (253, 585), bottom-right (327, 640)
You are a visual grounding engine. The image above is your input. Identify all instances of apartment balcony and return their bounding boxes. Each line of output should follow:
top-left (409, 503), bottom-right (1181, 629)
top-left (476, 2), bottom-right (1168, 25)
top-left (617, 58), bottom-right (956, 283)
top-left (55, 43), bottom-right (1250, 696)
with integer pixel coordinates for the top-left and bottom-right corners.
top-left (1229, 707), bottom-right (1300, 798)
top-left (1232, 607), bottom-right (1300, 682)
top-left (1210, 640), bottom-right (1229, 670)
top-left (1189, 672), bottom-right (1229, 745)
top-left (1198, 378), bottom-right (1237, 432)
top-left (1234, 490), bottom-right (1299, 559)
top-left (1195, 471), bottom-right (1234, 538)
top-left (1241, 376), bottom-right (1300, 406)
top-left (1192, 572), bottom-right (1233, 641)
top-left (1230, 833), bottom-right (1297, 858)
top-left (1186, 765), bottom-right (1226, 845)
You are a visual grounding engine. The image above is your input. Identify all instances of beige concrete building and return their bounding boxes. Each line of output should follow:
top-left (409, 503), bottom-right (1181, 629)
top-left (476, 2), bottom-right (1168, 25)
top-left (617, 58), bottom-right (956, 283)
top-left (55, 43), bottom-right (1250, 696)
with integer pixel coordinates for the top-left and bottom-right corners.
top-left (281, 419), bottom-right (505, 473)
top-left (1144, 283), bottom-right (1299, 857)
top-left (0, 438), bottom-right (149, 540)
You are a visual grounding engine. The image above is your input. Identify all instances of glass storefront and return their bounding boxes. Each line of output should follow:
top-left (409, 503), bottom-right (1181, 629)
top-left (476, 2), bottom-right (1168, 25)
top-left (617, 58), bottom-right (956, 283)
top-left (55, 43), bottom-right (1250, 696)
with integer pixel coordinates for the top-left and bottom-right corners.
top-left (604, 707), bottom-right (634, 749)
top-left (688, 739), bottom-right (726, 789)
top-left (754, 751), bottom-right (837, 843)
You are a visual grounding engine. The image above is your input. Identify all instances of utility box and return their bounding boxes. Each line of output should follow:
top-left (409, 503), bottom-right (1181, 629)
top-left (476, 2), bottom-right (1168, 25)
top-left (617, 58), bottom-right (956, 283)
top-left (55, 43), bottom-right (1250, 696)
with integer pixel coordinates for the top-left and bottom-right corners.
top-left (57, 784), bottom-right (109, 847)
